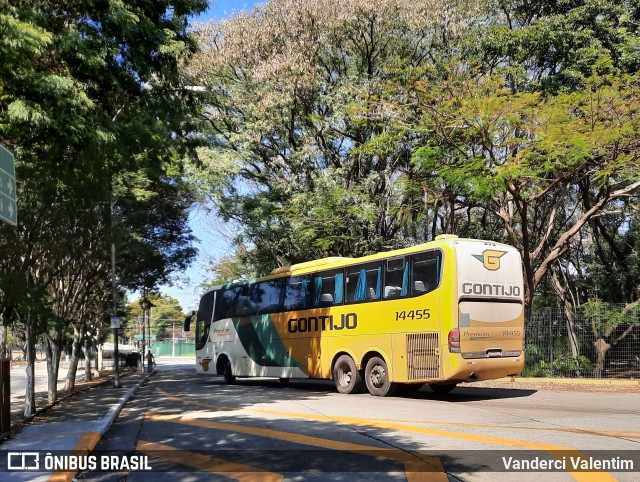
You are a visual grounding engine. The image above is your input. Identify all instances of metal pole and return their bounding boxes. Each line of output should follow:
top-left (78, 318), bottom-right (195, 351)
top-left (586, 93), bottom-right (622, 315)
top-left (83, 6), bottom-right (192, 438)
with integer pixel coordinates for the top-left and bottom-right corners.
top-left (111, 204), bottom-right (121, 388)
top-left (141, 299), bottom-right (146, 373)
top-left (172, 320), bottom-right (175, 358)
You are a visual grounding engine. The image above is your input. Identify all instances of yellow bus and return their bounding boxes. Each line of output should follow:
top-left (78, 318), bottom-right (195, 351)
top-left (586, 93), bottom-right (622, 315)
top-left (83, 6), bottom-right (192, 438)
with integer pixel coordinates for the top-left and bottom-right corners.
top-left (185, 235), bottom-right (525, 396)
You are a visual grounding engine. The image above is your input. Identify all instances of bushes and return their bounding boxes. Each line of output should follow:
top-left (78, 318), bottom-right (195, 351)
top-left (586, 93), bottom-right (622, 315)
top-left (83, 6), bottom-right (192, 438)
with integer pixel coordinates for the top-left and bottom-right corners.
top-left (521, 343), bottom-right (594, 378)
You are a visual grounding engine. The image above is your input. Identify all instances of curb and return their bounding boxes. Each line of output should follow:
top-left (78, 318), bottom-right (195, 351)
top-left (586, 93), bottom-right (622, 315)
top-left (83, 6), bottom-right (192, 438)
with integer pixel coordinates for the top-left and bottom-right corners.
top-left (47, 370), bottom-right (155, 482)
top-left (97, 371), bottom-right (153, 436)
top-left (499, 376), bottom-right (639, 386)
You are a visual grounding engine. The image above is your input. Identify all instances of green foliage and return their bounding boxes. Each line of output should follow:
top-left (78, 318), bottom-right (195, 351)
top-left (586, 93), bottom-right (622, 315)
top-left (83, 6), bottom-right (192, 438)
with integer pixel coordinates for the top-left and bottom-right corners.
top-left (582, 301), bottom-right (640, 336)
top-left (188, 0), bottom-right (640, 312)
top-left (201, 248), bottom-right (257, 290)
top-left (149, 294), bottom-right (185, 342)
top-left (188, 0), bottom-right (480, 274)
top-left (551, 353), bottom-right (594, 377)
top-left (0, 0), bottom-right (206, 396)
top-left (521, 344), bottom-right (551, 377)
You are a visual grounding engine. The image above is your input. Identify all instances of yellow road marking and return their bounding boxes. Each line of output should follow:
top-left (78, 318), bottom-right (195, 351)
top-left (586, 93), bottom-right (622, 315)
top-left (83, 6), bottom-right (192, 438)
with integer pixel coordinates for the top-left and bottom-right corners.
top-left (47, 431), bottom-right (101, 482)
top-left (155, 387), bottom-right (617, 482)
top-left (357, 417), bottom-right (640, 440)
top-left (145, 412), bottom-right (447, 482)
top-left (156, 387), bottom-right (640, 440)
top-left (136, 439), bottom-right (283, 482)
top-left (157, 386), bottom-right (240, 411)
top-left (501, 377), bottom-right (640, 386)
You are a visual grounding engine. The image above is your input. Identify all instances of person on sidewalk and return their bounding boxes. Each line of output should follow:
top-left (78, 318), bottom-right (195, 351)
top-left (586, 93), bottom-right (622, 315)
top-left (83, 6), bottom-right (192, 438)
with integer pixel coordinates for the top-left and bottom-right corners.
top-left (146, 349), bottom-right (155, 373)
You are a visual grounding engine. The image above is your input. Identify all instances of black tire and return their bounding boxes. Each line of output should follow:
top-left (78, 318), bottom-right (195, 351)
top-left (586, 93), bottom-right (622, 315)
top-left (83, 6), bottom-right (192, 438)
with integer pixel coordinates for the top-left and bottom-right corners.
top-left (222, 359), bottom-right (236, 385)
top-left (429, 383), bottom-right (457, 394)
top-left (279, 377), bottom-right (290, 386)
top-left (364, 356), bottom-right (397, 397)
top-left (333, 354), bottom-right (364, 394)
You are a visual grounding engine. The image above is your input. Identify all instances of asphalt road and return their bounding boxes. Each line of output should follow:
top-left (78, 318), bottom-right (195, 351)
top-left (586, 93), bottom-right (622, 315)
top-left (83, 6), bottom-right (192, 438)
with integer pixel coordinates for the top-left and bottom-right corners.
top-left (80, 357), bottom-right (640, 482)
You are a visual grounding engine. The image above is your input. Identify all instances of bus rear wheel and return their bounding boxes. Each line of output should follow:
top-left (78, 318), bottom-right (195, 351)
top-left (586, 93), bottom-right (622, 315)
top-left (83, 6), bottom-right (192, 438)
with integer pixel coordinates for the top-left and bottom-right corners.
top-left (429, 383), bottom-right (457, 394)
top-left (222, 360), bottom-right (236, 385)
top-left (364, 357), bottom-right (397, 397)
top-left (333, 355), bottom-right (363, 394)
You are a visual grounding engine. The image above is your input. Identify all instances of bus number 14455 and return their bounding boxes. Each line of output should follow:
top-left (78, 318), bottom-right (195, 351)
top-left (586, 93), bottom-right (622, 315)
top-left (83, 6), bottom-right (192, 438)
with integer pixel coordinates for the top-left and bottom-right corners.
top-left (395, 309), bottom-right (430, 321)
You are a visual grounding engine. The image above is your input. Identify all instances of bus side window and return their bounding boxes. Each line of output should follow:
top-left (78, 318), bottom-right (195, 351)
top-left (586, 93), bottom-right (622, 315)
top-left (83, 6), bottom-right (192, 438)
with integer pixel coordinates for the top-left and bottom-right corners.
top-left (411, 251), bottom-right (442, 295)
top-left (384, 257), bottom-right (408, 299)
top-left (312, 269), bottom-right (345, 307)
top-left (236, 285), bottom-right (254, 316)
top-left (284, 276), bottom-right (310, 311)
top-left (346, 262), bottom-right (382, 303)
top-left (254, 279), bottom-right (284, 314)
top-left (217, 287), bottom-right (242, 319)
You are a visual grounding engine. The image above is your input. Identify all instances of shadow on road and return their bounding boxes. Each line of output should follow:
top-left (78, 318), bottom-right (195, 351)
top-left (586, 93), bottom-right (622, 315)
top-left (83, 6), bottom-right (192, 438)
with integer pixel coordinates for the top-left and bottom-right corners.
top-left (188, 374), bottom-right (538, 403)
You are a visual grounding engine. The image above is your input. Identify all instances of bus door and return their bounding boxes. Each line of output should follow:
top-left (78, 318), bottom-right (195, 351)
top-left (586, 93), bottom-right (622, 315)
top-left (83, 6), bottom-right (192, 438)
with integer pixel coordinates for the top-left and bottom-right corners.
top-left (195, 290), bottom-right (216, 372)
top-left (455, 242), bottom-right (524, 359)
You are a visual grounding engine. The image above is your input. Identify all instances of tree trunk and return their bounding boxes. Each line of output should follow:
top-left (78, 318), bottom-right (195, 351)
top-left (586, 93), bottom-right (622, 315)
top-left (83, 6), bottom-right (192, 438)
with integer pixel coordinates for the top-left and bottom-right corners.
top-left (550, 268), bottom-right (579, 358)
top-left (43, 335), bottom-right (62, 404)
top-left (84, 339), bottom-right (92, 382)
top-left (91, 338), bottom-right (100, 378)
top-left (65, 324), bottom-right (84, 393)
top-left (24, 321), bottom-right (37, 418)
top-left (565, 309), bottom-right (579, 358)
top-left (0, 324), bottom-right (7, 359)
top-left (593, 338), bottom-right (610, 378)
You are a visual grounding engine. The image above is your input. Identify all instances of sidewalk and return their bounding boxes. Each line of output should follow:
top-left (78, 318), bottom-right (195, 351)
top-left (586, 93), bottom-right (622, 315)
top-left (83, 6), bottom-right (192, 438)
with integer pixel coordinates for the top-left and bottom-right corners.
top-left (8, 359), bottom-right (107, 426)
top-left (1, 367), bottom-right (152, 482)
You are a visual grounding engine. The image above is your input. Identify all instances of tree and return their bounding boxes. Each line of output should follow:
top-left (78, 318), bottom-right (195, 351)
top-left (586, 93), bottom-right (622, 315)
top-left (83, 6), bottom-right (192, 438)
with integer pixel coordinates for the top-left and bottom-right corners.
top-left (583, 301), bottom-right (640, 377)
top-left (189, 0), bottom-right (640, 321)
top-left (411, 72), bottom-right (640, 306)
top-left (0, 0), bottom-right (206, 413)
top-left (148, 294), bottom-right (184, 342)
top-left (186, 0), bottom-right (481, 274)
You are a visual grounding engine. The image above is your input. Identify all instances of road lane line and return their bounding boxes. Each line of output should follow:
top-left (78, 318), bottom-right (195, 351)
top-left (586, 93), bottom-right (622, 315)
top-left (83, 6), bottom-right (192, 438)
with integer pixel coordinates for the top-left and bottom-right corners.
top-left (156, 387), bottom-right (640, 442)
top-left (156, 386), bottom-right (240, 411)
top-left (153, 388), bottom-right (617, 482)
top-left (136, 439), bottom-right (283, 481)
top-left (358, 417), bottom-right (640, 440)
top-left (145, 412), bottom-right (447, 482)
top-left (47, 431), bottom-right (101, 482)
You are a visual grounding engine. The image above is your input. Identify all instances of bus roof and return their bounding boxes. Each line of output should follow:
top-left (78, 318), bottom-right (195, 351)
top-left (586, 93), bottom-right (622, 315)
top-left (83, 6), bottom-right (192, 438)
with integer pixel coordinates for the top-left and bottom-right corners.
top-left (205, 236), bottom-right (516, 291)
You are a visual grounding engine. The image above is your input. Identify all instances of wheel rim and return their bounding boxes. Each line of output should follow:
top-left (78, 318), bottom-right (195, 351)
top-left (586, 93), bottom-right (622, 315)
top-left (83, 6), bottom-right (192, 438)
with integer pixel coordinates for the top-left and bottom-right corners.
top-left (369, 364), bottom-right (386, 388)
top-left (338, 362), bottom-right (352, 388)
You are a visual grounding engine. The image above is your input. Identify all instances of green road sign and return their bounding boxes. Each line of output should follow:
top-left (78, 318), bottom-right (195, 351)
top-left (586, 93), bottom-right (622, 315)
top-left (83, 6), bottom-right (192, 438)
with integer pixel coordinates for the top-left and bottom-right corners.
top-left (134, 334), bottom-right (156, 340)
top-left (0, 144), bottom-right (17, 226)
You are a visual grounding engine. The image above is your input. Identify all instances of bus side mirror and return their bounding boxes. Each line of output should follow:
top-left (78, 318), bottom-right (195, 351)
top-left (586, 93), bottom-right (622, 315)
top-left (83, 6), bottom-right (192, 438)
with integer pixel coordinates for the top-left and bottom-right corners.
top-left (184, 311), bottom-right (195, 332)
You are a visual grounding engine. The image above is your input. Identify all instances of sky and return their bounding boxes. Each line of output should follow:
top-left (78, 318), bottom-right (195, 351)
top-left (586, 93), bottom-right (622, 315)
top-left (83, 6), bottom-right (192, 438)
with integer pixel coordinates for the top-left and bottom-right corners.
top-left (194, 0), bottom-right (263, 23)
top-left (141, 1), bottom-right (264, 313)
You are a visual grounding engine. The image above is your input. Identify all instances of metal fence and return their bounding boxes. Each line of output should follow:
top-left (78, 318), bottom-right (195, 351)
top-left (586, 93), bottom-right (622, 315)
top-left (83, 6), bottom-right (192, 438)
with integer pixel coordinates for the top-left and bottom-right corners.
top-left (151, 342), bottom-right (195, 357)
top-left (524, 303), bottom-right (640, 379)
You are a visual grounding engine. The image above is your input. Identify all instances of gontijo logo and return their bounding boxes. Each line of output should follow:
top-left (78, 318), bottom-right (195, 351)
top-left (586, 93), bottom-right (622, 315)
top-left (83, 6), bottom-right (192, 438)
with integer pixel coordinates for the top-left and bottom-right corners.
top-left (473, 249), bottom-right (507, 271)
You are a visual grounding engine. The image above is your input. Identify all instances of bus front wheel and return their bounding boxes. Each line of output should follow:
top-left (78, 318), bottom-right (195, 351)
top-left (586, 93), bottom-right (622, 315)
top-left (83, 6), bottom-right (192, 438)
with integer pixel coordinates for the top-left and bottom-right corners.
top-left (364, 357), bottom-right (397, 397)
top-left (222, 360), bottom-right (236, 385)
top-left (333, 355), bottom-right (363, 394)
